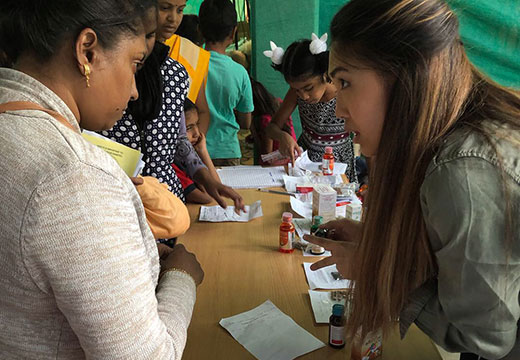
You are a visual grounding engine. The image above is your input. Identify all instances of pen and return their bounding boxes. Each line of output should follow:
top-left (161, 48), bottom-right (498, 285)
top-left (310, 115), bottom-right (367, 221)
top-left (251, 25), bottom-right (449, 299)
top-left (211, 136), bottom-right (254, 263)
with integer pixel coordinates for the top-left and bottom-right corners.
top-left (257, 188), bottom-right (295, 197)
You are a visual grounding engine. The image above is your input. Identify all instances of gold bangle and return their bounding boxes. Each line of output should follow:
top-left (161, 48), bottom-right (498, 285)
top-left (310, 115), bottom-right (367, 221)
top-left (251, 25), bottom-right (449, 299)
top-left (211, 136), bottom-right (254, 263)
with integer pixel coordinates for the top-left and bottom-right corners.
top-left (159, 267), bottom-right (194, 283)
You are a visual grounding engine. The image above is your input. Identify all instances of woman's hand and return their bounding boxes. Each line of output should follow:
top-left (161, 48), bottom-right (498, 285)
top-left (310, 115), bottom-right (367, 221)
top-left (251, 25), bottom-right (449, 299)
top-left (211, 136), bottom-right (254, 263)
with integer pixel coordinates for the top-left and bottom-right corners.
top-left (129, 176), bottom-right (144, 186)
top-left (160, 244), bottom-right (204, 286)
top-left (278, 132), bottom-right (302, 165)
top-left (303, 219), bottom-right (362, 279)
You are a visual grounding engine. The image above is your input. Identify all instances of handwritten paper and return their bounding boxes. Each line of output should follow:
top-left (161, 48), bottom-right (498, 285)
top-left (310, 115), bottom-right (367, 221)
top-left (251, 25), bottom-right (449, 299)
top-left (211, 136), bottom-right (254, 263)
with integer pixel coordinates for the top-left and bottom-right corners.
top-left (219, 300), bottom-right (325, 360)
top-left (303, 263), bottom-right (351, 290)
top-left (199, 200), bottom-right (263, 222)
top-left (217, 166), bottom-right (286, 189)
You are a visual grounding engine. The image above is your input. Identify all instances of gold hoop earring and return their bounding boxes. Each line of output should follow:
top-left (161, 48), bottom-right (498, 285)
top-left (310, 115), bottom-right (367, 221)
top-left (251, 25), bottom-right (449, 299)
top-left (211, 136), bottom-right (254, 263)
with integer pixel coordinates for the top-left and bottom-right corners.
top-left (83, 64), bottom-right (91, 88)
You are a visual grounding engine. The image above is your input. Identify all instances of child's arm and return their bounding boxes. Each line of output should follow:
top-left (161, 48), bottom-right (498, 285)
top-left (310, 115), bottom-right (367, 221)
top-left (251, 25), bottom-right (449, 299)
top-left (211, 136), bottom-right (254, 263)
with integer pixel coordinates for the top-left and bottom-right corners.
top-left (250, 115), bottom-right (274, 156)
top-left (235, 110), bottom-right (251, 130)
top-left (266, 89), bottom-right (300, 163)
top-left (186, 187), bottom-right (213, 204)
top-left (195, 88), bottom-right (210, 135)
top-left (193, 133), bottom-right (221, 183)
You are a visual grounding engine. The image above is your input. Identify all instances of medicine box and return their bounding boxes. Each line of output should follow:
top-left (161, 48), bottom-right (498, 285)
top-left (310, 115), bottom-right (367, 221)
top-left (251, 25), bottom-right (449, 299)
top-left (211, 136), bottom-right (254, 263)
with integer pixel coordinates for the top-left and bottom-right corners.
top-left (346, 203), bottom-right (362, 221)
top-left (312, 184), bottom-right (337, 223)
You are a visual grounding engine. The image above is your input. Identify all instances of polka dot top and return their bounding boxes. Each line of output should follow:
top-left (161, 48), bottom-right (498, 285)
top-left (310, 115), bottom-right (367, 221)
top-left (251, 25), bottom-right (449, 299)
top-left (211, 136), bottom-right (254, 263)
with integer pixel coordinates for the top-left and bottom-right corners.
top-left (101, 57), bottom-right (206, 202)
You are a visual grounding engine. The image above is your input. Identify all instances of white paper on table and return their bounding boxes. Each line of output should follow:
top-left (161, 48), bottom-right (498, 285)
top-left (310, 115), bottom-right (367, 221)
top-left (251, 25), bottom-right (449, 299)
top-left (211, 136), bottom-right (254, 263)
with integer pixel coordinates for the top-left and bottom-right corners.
top-left (219, 300), bottom-right (325, 360)
top-left (199, 200), bottom-right (263, 222)
top-left (292, 218), bottom-right (311, 239)
top-left (290, 196), bottom-right (312, 219)
top-left (294, 151), bottom-right (348, 175)
top-left (217, 166), bottom-right (286, 189)
top-left (303, 263), bottom-right (351, 290)
top-left (308, 290), bottom-right (346, 324)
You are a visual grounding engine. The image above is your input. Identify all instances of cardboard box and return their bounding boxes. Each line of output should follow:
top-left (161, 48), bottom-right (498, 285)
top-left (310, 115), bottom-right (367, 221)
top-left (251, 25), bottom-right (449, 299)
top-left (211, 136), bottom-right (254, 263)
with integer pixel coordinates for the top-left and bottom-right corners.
top-left (346, 203), bottom-right (362, 221)
top-left (312, 184), bottom-right (337, 223)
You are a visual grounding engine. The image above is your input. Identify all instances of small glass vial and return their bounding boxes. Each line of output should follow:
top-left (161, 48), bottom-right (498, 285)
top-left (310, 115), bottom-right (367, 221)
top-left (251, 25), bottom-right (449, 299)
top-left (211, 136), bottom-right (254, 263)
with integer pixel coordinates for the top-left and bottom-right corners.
top-left (322, 146), bottom-right (334, 176)
top-left (279, 212), bottom-right (295, 253)
top-left (329, 304), bottom-right (346, 348)
top-left (310, 215), bottom-right (323, 235)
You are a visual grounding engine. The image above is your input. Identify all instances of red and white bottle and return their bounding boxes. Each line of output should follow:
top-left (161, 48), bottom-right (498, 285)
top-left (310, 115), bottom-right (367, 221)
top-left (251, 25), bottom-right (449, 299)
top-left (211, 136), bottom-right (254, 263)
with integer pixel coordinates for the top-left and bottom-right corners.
top-left (279, 212), bottom-right (295, 253)
top-left (322, 146), bottom-right (334, 176)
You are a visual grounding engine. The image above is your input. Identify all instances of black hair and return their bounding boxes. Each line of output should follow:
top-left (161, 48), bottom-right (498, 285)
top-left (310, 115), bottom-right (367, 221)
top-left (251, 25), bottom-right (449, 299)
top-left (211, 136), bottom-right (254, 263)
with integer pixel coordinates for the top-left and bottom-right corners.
top-left (176, 14), bottom-right (204, 46)
top-left (184, 98), bottom-right (198, 115)
top-left (0, 0), bottom-right (156, 64)
top-left (126, 40), bottom-right (168, 128)
top-left (250, 77), bottom-right (279, 118)
top-left (272, 39), bottom-right (329, 83)
top-left (198, 0), bottom-right (237, 43)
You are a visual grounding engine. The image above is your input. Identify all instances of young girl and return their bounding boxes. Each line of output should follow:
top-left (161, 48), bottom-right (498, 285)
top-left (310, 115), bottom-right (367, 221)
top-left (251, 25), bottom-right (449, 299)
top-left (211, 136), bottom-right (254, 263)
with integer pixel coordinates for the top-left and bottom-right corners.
top-left (264, 34), bottom-right (357, 182)
top-left (250, 77), bottom-right (297, 165)
top-left (173, 99), bottom-right (220, 203)
top-left (306, 0), bottom-right (520, 359)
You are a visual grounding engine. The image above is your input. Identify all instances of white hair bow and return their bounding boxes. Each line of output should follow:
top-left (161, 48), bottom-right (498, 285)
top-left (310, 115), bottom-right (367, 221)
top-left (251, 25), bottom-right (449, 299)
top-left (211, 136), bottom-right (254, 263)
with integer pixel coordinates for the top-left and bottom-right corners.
top-left (263, 41), bottom-right (285, 65)
top-left (309, 33), bottom-right (328, 55)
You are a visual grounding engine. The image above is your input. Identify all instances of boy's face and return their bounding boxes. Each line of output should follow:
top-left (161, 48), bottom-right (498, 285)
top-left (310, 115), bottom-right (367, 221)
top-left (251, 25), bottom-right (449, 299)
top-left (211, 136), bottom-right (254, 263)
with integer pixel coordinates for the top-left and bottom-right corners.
top-left (185, 109), bottom-right (201, 145)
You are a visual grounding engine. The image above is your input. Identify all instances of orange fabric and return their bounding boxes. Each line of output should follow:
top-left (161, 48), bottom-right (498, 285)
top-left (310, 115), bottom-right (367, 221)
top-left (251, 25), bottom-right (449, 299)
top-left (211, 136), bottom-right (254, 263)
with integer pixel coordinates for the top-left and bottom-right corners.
top-left (0, 101), bottom-right (76, 131)
top-left (135, 176), bottom-right (190, 239)
top-left (164, 35), bottom-right (210, 103)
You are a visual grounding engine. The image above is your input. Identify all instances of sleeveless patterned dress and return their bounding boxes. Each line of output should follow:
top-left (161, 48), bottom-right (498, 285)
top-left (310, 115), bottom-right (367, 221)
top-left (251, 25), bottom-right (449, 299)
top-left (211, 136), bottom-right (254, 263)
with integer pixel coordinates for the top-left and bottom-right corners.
top-left (297, 97), bottom-right (358, 182)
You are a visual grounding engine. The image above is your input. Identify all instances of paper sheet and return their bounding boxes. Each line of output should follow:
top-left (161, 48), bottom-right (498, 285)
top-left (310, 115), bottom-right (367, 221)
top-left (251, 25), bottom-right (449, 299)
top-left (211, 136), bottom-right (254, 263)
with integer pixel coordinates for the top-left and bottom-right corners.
top-left (219, 300), bottom-right (325, 360)
top-left (308, 290), bottom-right (346, 324)
top-left (303, 263), bottom-right (351, 290)
top-left (217, 166), bottom-right (286, 189)
top-left (294, 151), bottom-right (347, 175)
top-left (199, 201), bottom-right (263, 222)
top-left (292, 219), bottom-right (332, 257)
top-left (290, 196), bottom-right (312, 219)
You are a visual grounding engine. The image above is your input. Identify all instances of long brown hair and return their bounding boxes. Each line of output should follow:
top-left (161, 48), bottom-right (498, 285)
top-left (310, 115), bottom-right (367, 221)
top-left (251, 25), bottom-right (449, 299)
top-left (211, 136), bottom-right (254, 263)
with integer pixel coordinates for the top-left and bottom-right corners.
top-left (330, 0), bottom-right (520, 336)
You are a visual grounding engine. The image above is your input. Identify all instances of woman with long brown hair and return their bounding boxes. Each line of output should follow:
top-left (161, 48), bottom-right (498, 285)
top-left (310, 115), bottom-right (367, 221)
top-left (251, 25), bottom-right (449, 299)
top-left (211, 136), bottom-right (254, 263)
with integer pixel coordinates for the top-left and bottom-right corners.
top-left (306, 0), bottom-right (520, 359)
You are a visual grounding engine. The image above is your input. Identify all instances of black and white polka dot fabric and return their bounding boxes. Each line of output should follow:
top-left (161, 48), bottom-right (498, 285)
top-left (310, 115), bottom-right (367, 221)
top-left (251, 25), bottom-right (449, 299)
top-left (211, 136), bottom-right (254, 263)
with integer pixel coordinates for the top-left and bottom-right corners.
top-left (101, 58), bottom-right (189, 202)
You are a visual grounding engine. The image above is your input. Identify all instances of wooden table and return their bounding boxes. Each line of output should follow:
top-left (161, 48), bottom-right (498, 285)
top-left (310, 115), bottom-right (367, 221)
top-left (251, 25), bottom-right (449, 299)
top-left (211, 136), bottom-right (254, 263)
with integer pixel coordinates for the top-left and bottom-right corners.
top-left (178, 189), bottom-right (442, 360)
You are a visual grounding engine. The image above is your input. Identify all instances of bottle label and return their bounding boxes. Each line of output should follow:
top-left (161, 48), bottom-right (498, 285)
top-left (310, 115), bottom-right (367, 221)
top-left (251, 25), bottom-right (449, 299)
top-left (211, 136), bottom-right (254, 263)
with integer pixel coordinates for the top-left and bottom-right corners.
top-left (279, 229), bottom-right (294, 250)
top-left (329, 325), bottom-right (345, 345)
top-left (322, 158), bottom-right (334, 175)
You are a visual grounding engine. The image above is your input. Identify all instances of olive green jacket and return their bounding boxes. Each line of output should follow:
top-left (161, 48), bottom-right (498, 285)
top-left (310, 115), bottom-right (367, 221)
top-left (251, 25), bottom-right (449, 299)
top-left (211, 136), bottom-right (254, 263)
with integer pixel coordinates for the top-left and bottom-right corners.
top-left (400, 121), bottom-right (520, 359)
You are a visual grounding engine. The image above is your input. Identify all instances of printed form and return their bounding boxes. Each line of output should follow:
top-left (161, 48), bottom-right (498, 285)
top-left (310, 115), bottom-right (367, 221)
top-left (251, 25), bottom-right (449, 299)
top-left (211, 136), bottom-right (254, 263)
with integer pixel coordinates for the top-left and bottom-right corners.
top-left (199, 200), bottom-right (263, 222)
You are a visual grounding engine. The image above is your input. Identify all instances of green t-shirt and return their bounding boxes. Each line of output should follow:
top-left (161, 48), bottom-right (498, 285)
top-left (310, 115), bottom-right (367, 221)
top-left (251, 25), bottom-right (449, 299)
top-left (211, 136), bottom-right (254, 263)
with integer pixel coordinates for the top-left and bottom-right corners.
top-left (205, 51), bottom-right (254, 159)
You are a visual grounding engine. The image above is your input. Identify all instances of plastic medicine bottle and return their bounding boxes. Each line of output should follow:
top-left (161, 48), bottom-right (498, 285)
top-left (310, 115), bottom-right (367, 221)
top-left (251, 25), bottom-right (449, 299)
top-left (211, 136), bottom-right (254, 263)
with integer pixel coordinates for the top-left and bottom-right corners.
top-left (279, 212), bottom-right (295, 253)
top-left (322, 146), bottom-right (334, 176)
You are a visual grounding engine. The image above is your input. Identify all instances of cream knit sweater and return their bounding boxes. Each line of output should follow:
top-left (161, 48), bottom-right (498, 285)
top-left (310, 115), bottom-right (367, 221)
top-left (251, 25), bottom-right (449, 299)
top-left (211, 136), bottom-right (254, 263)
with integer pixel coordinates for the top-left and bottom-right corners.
top-left (0, 68), bottom-right (196, 359)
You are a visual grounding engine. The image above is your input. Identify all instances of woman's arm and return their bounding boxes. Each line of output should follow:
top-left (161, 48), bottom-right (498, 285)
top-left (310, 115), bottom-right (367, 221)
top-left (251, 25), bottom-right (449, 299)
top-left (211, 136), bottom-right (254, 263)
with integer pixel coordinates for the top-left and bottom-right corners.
top-left (408, 157), bottom-right (520, 359)
top-left (24, 164), bottom-right (198, 359)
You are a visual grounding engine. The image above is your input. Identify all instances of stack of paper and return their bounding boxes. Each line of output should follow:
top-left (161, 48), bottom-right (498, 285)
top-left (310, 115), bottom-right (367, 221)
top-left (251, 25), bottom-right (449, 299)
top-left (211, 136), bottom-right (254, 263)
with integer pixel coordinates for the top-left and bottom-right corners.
top-left (217, 166), bottom-right (286, 189)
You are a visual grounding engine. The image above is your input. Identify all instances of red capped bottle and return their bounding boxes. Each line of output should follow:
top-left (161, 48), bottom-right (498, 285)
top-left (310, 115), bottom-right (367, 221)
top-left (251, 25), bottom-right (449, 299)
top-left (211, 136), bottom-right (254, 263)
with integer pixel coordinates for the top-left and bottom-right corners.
top-left (279, 212), bottom-right (295, 253)
top-left (322, 146), bottom-right (334, 176)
